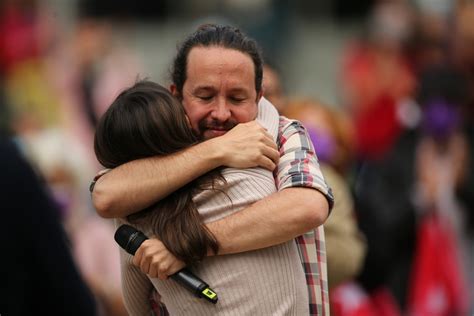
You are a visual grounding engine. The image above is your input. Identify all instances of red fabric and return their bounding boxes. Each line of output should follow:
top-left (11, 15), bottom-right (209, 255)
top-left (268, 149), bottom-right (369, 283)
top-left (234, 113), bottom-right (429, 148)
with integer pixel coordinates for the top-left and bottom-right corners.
top-left (331, 283), bottom-right (401, 316)
top-left (354, 94), bottom-right (401, 160)
top-left (370, 288), bottom-right (402, 316)
top-left (0, 6), bottom-right (40, 74)
top-left (407, 213), bottom-right (468, 316)
top-left (341, 43), bottom-right (415, 160)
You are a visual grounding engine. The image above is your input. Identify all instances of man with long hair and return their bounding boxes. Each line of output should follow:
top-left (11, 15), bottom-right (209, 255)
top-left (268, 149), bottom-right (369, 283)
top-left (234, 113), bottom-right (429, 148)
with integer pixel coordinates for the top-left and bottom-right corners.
top-left (92, 24), bottom-right (333, 315)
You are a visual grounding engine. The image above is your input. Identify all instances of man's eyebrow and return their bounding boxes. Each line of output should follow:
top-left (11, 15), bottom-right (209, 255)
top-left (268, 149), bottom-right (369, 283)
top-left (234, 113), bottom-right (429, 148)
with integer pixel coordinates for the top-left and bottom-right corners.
top-left (192, 86), bottom-right (249, 94)
top-left (228, 87), bottom-right (249, 94)
top-left (192, 86), bottom-right (215, 93)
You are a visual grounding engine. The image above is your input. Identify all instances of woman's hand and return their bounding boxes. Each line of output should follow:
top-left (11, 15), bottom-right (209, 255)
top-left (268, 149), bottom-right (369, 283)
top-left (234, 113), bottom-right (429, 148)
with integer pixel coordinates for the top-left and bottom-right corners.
top-left (133, 238), bottom-right (186, 280)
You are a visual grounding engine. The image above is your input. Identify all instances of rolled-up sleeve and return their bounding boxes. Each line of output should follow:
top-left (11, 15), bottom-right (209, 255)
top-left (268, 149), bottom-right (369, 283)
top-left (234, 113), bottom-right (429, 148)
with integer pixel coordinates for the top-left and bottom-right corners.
top-left (275, 117), bottom-right (334, 211)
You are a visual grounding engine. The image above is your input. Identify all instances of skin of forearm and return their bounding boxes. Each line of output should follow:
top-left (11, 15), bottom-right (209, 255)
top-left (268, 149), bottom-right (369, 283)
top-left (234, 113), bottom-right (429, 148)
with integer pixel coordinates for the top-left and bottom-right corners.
top-left (93, 140), bottom-right (222, 218)
top-left (206, 187), bottom-right (329, 255)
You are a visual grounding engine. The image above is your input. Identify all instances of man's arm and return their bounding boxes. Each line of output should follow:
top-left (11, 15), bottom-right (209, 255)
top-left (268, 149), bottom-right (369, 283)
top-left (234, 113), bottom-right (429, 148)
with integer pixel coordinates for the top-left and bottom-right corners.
top-left (93, 121), bottom-right (279, 218)
top-left (208, 118), bottom-right (332, 254)
top-left (207, 187), bottom-right (329, 254)
top-left (135, 188), bottom-right (328, 276)
top-left (134, 118), bottom-right (332, 277)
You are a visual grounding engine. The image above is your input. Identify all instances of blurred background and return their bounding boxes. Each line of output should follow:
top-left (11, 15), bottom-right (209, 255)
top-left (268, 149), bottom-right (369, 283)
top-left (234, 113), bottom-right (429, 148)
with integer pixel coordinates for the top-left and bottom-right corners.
top-left (1, 0), bottom-right (473, 315)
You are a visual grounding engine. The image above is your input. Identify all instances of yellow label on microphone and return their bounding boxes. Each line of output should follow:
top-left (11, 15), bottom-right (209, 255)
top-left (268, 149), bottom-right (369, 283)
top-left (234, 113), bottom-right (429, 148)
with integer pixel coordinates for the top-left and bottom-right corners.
top-left (202, 288), bottom-right (217, 299)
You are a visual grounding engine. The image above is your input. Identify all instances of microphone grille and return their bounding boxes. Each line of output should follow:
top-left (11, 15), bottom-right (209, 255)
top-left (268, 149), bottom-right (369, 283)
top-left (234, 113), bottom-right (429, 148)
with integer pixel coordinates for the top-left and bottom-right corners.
top-left (114, 224), bottom-right (148, 255)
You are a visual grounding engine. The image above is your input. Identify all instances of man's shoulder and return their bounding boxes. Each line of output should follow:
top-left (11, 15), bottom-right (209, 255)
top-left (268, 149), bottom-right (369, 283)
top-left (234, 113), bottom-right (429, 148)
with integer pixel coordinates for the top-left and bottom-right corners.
top-left (277, 116), bottom-right (307, 144)
top-left (278, 115), bottom-right (306, 129)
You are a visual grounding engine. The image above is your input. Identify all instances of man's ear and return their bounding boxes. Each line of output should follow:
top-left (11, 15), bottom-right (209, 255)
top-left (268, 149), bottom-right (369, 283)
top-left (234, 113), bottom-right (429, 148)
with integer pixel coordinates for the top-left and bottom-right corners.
top-left (170, 84), bottom-right (179, 97)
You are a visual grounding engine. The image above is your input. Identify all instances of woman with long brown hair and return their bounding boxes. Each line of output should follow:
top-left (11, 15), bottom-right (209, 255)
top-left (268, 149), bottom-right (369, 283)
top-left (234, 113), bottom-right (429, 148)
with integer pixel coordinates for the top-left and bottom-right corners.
top-left (94, 80), bottom-right (220, 265)
top-left (94, 80), bottom-right (309, 315)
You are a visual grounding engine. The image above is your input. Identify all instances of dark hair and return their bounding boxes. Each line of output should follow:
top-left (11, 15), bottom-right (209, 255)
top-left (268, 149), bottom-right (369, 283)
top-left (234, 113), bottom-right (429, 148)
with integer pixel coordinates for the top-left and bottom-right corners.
top-left (171, 24), bottom-right (263, 98)
top-left (94, 80), bottom-right (220, 264)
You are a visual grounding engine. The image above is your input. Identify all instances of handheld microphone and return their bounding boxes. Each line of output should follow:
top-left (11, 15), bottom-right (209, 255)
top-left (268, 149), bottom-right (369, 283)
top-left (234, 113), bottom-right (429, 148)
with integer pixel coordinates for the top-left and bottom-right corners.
top-left (114, 224), bottom-right (218, 304)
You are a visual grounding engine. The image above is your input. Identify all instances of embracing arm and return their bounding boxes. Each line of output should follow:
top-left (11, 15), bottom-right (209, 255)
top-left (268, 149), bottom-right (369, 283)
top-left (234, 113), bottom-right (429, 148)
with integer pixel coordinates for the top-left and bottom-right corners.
top-left (93, 121), bottom-right (279, 218)
top-left (209, 118), bottom-right (332, 255)
top-left (134, 182), bottom-right (329, 276)
top-left (132, 118), bottom-right (332, 276)
top-left (208, 187), bottom-right (329, 254)
top-left (93, 141), bottom-right (219, 218)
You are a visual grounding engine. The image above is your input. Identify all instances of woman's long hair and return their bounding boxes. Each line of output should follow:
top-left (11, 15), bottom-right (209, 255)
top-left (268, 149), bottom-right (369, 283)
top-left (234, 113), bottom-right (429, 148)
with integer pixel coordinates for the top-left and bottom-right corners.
top-left (94, 80), bottom-right (220, 264)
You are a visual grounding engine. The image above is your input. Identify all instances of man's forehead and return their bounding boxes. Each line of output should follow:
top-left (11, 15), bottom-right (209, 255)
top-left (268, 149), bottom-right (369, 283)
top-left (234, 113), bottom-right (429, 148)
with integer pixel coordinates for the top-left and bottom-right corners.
top-left (185, 47), bottom-right (256, 93)
top-left (187, 46), bottom-right (254, 71)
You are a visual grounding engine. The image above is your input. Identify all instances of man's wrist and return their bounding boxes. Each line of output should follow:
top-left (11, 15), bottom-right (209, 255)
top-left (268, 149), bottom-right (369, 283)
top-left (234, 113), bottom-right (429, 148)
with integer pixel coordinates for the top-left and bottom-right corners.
top-left (195, 137), bottom-right (225, 169)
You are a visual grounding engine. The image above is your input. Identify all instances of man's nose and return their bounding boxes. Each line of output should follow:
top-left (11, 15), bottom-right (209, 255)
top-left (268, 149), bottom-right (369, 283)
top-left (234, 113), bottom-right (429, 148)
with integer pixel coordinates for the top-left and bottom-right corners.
top-left (210, 98), bottom-right (231, 122)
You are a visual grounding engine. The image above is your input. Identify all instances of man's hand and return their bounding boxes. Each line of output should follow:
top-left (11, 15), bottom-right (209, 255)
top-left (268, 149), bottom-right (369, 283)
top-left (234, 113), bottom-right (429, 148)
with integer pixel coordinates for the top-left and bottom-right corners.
top-left (133, 239), bottom-right (185, 280)
top-left (212, 121), bottom-right (280, 171)
top-left (92, 121), bottom-right (279, 219)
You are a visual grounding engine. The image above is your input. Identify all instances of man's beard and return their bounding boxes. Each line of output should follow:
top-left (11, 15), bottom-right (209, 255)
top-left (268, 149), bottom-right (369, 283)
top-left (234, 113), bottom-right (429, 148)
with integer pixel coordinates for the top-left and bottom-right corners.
top-left (197, 118), bottom-right (238, 140)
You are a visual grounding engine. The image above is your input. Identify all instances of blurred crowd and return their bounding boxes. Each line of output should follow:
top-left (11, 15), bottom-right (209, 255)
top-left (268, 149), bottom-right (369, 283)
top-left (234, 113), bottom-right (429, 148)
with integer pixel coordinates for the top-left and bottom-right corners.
top-left (1, 0), bottom-right (473, 315)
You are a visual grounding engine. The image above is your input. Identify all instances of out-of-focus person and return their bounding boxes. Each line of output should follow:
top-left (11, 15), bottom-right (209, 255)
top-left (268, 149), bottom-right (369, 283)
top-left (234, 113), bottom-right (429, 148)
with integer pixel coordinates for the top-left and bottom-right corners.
top-left (341, 1), bottom-right (416, 161)
top-left (263, 62), bottom-right (287, 113)
top-left (407, 65), bottom-right (470, 316)
top-left (353, 64), bottom-right (470, 314)
top-left (0, 132), bottom-right (97, 315)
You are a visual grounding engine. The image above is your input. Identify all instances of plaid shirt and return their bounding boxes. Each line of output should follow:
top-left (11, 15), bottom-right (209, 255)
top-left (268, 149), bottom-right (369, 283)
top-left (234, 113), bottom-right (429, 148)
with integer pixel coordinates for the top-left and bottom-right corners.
top-left (276, 116), bottom-right (334, 315)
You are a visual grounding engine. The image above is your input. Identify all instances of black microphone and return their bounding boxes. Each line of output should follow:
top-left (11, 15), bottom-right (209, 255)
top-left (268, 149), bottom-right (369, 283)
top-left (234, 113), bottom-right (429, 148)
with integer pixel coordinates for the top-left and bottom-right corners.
top-left (114, 224), bottom-right (218, 304)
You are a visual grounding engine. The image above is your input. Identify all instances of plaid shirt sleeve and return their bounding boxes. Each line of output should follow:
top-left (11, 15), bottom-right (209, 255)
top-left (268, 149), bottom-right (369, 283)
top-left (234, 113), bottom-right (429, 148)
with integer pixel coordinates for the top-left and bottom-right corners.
top-left (150, 290), bottom-right (169, 316)
top-left (275, 116), bottom-right (333, 316)
top-left (275, 116), bottom-right (334, 208)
